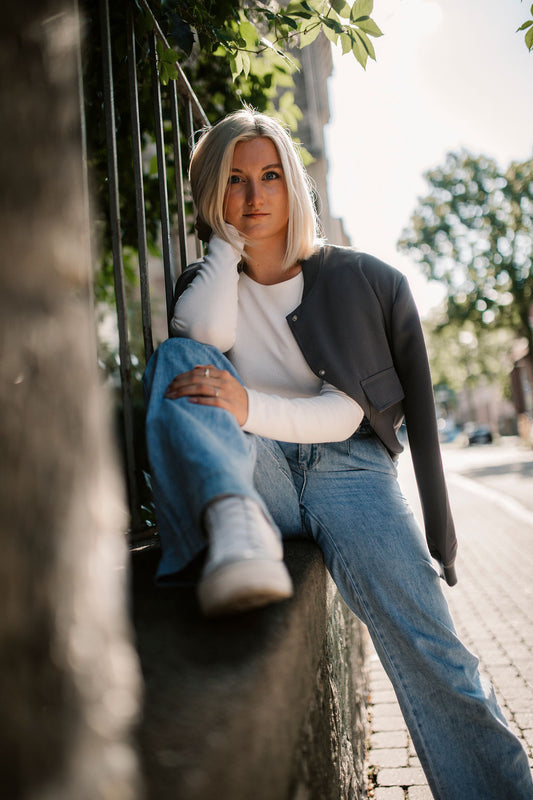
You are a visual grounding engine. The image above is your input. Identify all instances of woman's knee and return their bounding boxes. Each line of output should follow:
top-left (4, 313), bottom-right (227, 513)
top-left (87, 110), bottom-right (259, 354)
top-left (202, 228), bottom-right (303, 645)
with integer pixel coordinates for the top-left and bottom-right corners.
top-left (143, 337), bottom-right (244, 409)
top-left (144, 337), bottom-right (206, 395)
top-left (160, 336), bottom-right (222, 361)
top-left (149, 336), bottom-right (230, 375)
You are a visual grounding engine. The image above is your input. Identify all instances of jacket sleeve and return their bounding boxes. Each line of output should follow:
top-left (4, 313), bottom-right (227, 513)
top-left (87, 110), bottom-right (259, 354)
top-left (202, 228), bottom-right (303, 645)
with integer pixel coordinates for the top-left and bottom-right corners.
top-left (390, 276), bottom-right (458, 586)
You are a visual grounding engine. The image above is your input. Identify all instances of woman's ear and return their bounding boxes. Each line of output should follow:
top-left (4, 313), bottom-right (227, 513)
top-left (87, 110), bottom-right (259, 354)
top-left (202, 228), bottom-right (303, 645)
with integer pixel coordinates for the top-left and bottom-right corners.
top-left (195, 215), bottom-right (212, 243)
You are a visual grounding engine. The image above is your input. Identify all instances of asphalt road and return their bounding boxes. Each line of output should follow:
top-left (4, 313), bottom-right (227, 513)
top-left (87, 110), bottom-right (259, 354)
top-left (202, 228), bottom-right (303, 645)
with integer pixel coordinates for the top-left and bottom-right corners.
top-left (366, 436), bottom-right (533, 799)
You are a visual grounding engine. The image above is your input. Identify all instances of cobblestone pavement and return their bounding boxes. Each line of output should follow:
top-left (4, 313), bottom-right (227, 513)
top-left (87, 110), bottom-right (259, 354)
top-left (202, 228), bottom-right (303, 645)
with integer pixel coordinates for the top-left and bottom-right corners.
top-left (365, 438), bottom-right (533, 799)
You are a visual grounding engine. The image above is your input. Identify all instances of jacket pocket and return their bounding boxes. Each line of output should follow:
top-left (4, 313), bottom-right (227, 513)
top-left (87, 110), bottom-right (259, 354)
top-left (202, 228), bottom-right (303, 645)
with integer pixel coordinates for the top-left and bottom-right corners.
top-left (361, 366), bottom-right (405, 413)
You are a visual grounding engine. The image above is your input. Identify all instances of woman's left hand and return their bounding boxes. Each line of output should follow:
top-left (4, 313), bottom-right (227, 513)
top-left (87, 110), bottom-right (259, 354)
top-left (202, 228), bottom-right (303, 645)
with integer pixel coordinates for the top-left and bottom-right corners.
top-left (164, 364), bottom-right (249, 426)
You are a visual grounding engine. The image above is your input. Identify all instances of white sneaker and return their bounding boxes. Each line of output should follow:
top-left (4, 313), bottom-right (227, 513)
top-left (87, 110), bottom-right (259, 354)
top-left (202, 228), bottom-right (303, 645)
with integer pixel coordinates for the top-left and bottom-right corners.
top-left (198, 496), bottom-right (294, 617)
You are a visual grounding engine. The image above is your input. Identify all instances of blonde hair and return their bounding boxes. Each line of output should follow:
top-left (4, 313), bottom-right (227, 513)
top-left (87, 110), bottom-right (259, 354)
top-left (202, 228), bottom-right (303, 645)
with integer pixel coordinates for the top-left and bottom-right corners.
top-left (189, 108), bottom-right (321, 269)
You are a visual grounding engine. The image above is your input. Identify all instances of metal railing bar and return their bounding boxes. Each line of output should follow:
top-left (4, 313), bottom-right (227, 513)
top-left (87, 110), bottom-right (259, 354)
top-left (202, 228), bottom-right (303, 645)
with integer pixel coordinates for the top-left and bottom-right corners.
top-left (135, 0), bottom-right (209, 130)
top-left (150, 31), bottom-right (175, 323)
top-left (186, 97), bottom-right (204, 260)
top-left (100, 0), bottom-right (142, 530)
top-left (127, 5), bottom-right (154, 363)
top-left (169, 80), bottom-right (188, 277)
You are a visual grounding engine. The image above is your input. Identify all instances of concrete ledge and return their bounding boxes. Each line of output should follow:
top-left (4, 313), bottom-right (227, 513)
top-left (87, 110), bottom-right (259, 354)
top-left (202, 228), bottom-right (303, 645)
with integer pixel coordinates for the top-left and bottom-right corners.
top-left (130, 540), bottom-right (368, 800)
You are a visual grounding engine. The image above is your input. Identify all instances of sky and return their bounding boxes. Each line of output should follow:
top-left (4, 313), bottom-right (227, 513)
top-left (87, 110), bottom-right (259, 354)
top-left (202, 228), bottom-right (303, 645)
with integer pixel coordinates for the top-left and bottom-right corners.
top-left (324, 0), bottom-right (533, 316)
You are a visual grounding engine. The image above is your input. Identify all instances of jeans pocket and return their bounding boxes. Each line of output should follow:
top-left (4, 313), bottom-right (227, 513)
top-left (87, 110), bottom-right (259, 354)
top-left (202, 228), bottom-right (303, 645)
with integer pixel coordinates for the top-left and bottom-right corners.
top-left (347, 424), bottom-right (397, 475)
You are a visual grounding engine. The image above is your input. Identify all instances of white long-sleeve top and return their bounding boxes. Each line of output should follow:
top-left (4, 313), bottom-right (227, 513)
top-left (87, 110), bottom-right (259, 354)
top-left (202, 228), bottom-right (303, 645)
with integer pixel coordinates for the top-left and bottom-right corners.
top-left (170, 236), bottom-right (364, 443)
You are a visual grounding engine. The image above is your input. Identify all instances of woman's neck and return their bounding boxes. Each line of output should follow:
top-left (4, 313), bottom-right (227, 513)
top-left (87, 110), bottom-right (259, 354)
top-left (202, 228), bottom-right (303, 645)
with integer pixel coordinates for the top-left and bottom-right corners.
top-left (243, 241), bottom-right (301, 285)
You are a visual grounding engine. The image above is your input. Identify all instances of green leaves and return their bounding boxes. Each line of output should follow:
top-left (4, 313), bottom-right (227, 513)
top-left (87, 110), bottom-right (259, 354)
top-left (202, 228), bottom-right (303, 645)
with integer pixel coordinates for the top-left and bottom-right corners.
top-left (146, 1), bottom-right (383, 83)
top-left (299, 22), bottom-right (321, 47)
top-left (238, 19), bottom-right (259, 49)
top-left (286, 0), bottom-right (384, 70)
top-left (331, 0), bottom-right (351, 15)
top-left (517, 4), bottom-right (533, 51)
top-left (351, 0), bottom-right (374, 21)
top-left (155, 40), bottom-right (180, 85)
top-left (324, 0), bottom-right (383, 69)
top-left (229, 50), bottom-right (251, 80)
top-left (285, 1), bottom-right (316, 21)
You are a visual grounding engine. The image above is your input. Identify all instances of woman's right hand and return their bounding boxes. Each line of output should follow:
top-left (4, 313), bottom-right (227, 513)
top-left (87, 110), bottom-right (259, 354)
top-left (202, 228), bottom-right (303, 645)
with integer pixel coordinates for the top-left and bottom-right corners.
top-left (164, 364), bottom-right (249, 426)
top-left (196, 217), bottom-right (245, 256)
top-left (222, 222), bottom-right (246, 255)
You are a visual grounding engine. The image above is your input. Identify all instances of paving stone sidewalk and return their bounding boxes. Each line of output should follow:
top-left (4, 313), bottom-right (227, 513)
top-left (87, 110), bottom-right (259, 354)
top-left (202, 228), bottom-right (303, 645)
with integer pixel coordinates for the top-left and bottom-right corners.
top-left (364, 442), bottom-right (533, 799)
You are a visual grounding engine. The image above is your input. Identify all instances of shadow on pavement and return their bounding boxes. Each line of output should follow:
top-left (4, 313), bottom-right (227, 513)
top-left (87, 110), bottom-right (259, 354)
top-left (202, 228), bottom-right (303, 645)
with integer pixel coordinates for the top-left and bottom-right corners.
top-left (461, 461), bottom-right (533, 481)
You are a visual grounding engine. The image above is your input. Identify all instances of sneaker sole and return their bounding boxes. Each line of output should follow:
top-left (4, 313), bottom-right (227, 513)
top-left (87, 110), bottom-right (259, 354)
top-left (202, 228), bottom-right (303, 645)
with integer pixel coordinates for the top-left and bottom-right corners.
top-left (198, 559), bottom-right (293, 617)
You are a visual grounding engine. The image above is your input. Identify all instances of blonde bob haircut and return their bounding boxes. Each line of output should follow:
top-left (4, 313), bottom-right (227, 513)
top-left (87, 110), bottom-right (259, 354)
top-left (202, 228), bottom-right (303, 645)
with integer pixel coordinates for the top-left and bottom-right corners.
top-left (189, 108), bottom-right (321, 270)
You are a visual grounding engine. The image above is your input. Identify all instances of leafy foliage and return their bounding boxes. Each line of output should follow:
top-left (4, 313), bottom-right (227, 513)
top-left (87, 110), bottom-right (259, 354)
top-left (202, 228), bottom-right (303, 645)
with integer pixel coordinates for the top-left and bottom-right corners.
top-left (398, 151), bottom-right (533, 354)
top-left (517, 2), bottom-right (533, 51)
top-left (144, 0), bottom-right (384, 75)
top-left (422, 315), bottom-right (515, 399)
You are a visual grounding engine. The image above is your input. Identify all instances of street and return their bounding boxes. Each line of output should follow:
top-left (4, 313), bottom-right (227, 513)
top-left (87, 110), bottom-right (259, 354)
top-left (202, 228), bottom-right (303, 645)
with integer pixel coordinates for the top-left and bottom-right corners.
top-left (366, 436), bottom-right (533, 799)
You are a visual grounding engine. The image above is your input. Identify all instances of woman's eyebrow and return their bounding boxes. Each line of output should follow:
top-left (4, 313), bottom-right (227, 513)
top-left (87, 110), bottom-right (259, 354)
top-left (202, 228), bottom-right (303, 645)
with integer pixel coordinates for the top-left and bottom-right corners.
top-left (230, 162), bottom-right (283, 173)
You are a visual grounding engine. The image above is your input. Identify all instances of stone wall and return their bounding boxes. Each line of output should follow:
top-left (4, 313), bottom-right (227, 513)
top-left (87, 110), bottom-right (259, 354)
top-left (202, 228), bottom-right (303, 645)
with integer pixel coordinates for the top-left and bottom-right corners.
top-left (131, 540), bottom-right (368, 800)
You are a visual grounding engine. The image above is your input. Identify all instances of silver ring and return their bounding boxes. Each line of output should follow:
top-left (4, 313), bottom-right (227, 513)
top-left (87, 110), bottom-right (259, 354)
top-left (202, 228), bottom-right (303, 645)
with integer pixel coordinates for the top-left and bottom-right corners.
top-left (204, 368), bottom-right (210, 378)
top-left (215, 389), bottom-right (219, 398)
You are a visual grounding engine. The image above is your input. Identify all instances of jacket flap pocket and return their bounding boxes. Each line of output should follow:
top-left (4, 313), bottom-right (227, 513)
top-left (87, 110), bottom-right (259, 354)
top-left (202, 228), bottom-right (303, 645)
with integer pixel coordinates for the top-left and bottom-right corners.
top-left (361, 367), bottom-right (404, 412)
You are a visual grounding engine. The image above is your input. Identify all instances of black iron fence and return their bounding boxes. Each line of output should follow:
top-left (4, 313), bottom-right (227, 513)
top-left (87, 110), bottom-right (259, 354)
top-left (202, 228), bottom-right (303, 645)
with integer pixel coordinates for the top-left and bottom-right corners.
top-left (83, 0), bottom-right (209, 543)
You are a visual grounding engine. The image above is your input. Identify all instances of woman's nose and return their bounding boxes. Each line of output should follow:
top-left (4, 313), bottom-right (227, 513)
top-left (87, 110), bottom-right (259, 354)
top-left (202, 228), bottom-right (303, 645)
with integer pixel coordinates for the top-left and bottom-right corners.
top-left (246, 180), bottom-right (263, 206)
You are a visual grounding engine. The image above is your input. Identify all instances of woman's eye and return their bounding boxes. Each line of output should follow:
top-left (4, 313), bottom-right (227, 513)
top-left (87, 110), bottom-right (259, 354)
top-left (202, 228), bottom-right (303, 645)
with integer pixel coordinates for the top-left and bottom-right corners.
top-left (229, 175), bottom-right (242, 185)
top-left (264, 171), bottom-right (280, 181)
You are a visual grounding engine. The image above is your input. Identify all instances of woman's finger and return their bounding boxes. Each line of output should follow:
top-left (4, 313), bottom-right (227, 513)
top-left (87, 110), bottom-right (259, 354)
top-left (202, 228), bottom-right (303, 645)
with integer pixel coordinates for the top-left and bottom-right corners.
top-left (164, 380), bottom-right (218, 399)
top-left (164, 364), bottom-right (218, 397)
top-left (162, 366), bottom-right (248, 425)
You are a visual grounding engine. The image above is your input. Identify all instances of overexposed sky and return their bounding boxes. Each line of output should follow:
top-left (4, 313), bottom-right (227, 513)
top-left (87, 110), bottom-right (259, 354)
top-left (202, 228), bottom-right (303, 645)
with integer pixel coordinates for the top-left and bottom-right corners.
top-left (325, 0), bottom-right (533, 316)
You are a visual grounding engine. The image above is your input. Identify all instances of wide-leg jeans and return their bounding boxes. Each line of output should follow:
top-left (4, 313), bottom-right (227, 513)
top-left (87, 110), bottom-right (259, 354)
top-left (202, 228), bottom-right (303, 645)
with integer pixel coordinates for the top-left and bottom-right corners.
top-left (143, 337), bottom-right (533, 800)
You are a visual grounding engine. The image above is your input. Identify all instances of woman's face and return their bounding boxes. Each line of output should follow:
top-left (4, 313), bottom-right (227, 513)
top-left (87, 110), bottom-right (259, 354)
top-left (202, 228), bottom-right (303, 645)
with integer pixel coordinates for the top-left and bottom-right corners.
top-left (224, 137), bottom-right (289, 248)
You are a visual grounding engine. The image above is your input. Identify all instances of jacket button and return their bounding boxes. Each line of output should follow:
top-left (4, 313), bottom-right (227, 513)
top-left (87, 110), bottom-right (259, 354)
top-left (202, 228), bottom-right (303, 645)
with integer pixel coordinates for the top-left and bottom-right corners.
top-left (291, 314), bottom-right (298, 322)
top-left (318, 368), bottom-right (326, 377)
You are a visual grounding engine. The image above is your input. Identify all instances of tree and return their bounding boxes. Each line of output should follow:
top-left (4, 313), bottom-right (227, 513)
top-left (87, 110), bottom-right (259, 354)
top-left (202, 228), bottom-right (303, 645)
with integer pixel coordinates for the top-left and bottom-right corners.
top-left (422, 315), bottom-right (515, 398)
top-left (398, 151), bottom-right (533, 355)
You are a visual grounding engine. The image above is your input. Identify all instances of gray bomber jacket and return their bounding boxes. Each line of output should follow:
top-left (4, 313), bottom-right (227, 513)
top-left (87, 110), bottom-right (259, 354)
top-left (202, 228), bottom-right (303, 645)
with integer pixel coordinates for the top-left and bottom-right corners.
top-left (173, 244), bottom-right (458, 585)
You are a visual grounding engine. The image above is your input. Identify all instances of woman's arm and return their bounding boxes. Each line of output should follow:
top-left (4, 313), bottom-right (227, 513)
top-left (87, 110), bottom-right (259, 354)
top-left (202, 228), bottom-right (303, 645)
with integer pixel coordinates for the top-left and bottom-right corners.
top-left (170, 235), bottom-right (244, 352)
top-left (243, 382), bottom-right (364, 443)
top-left (164, 368), bottom-right (363, 444)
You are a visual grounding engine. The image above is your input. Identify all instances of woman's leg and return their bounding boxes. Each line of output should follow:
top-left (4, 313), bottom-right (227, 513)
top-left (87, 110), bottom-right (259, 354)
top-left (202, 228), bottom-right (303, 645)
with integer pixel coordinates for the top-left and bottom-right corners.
top-left (251, 437), bottom-right (305, 538)
top-left (284, 427), bottom-right (533, 800)
top-left (143, 337), bottom-right (271, 582)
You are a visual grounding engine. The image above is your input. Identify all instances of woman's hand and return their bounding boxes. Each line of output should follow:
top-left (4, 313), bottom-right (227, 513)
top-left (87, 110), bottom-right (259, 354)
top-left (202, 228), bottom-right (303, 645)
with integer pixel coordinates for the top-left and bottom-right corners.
top-left (164, 364), bottom-right (249, 426)
top-left (222, 222), bottom-right (247, 256)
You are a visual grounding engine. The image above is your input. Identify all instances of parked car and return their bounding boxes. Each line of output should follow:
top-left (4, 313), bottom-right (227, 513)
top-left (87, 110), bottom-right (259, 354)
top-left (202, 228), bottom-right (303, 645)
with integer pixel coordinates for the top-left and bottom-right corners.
top-left (437, 418), bottom-right (459, 443)
top-left (467, 425), bottom-right (493, 446)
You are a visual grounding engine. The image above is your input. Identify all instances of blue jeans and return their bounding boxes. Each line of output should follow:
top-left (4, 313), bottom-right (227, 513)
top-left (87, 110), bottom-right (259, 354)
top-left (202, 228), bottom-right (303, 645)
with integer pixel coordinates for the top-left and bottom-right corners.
top-left (143, 338), bottom-right (533, 800)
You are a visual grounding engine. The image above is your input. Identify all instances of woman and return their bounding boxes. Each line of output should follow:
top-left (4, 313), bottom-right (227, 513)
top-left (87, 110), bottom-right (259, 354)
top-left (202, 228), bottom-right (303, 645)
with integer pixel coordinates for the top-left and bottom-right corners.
top-left (143, 109), bottom-right (533, 798)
